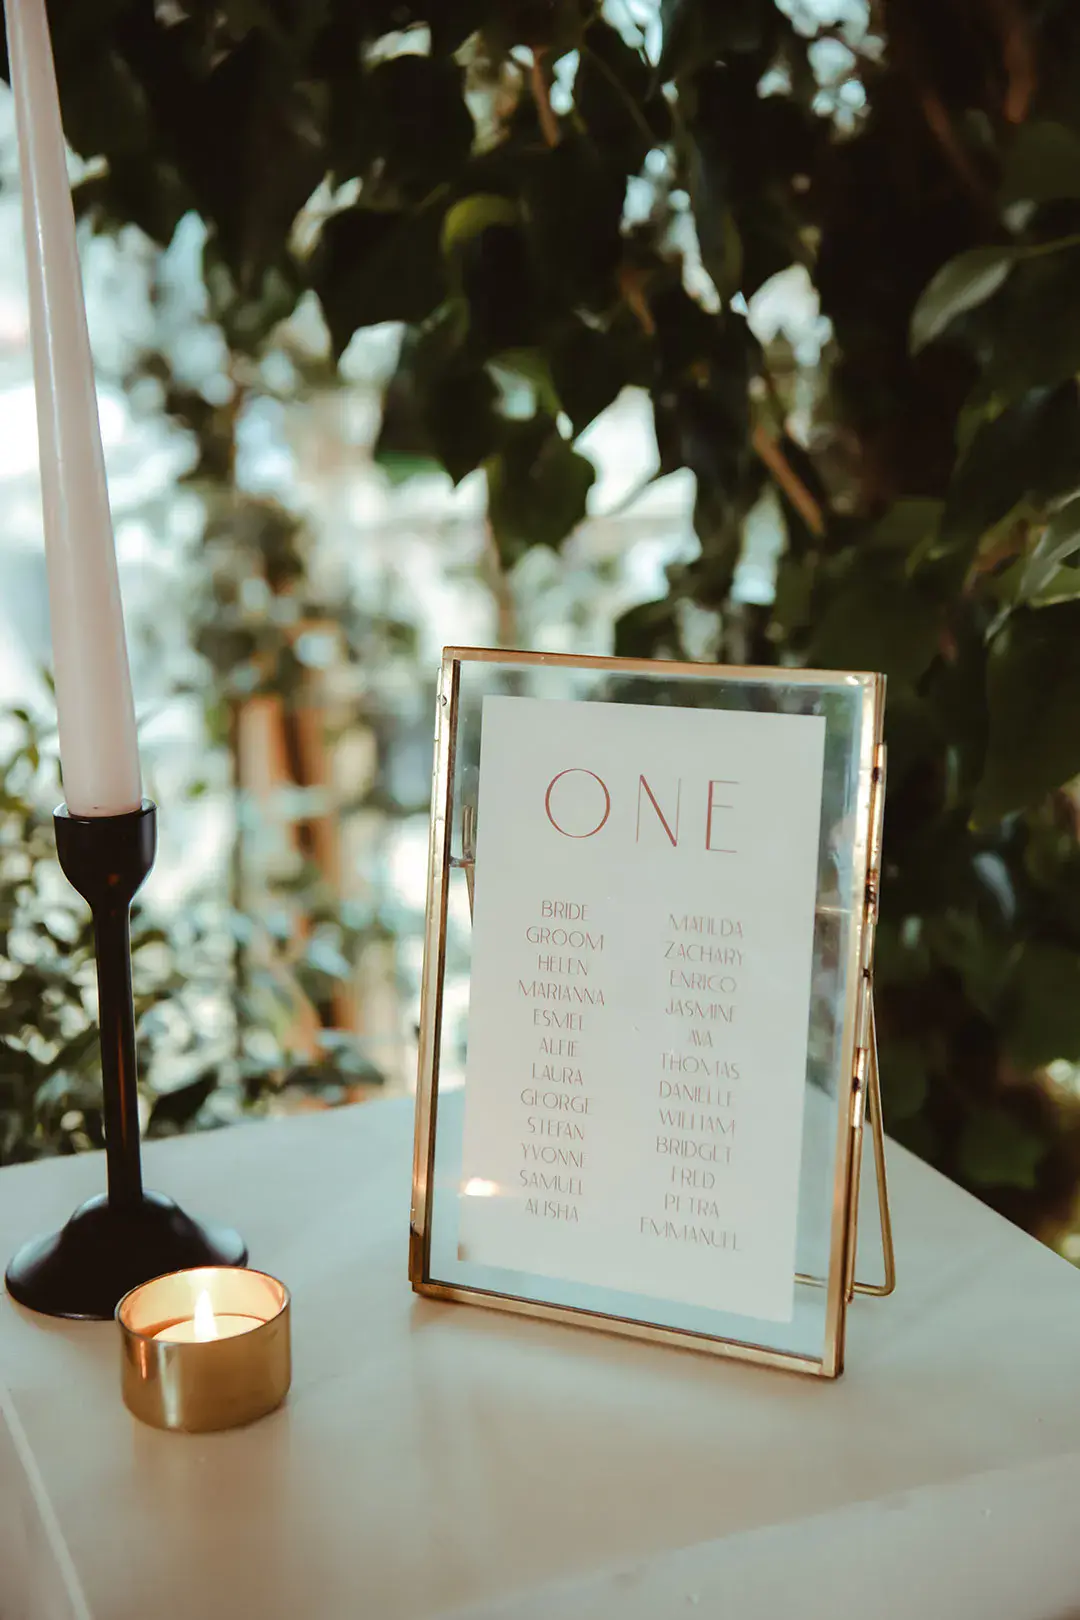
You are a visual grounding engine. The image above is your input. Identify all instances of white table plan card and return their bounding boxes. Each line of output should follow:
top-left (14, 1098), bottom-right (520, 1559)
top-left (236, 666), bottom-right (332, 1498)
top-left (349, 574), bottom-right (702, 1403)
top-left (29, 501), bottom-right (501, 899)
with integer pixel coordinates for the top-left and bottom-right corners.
top-left (410, 649), bottom-right (893, 1377)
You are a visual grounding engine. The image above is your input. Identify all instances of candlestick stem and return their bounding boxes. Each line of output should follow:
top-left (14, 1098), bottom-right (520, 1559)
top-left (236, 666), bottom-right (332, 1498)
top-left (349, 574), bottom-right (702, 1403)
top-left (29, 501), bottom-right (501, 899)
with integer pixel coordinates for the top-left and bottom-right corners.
top-left (4, 803), bottom-right (247, 1320)
top-left (54, 801), bottom-right (151, 1206)
top-left (95, 901), bottom-right (143, 1203)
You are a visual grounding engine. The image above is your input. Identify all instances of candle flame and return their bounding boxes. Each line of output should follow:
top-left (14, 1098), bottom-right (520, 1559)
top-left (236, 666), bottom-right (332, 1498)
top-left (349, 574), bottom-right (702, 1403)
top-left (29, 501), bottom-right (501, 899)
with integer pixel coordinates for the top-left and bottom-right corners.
top-left (193, 1290), bottom-right (218, 1342)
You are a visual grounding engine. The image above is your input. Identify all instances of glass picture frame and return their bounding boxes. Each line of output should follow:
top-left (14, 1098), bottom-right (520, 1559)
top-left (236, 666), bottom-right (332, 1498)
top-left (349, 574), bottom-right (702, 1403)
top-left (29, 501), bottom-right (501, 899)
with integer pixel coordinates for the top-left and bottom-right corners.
top-left (410, 649), bottom-right (890, 1378)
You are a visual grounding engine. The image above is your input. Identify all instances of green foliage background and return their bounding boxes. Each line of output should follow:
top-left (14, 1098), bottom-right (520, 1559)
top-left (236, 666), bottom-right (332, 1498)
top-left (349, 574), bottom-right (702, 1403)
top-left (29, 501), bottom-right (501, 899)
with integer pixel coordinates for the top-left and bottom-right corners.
top-left (6, 0), bottom-right (1080, 1244)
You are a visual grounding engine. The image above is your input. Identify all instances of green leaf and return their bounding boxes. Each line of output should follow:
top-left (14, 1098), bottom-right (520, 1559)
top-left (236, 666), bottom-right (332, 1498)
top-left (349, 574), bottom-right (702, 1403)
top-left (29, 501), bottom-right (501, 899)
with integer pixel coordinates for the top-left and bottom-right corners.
top-left (733, 190), bottom-right (803, 300)
top-left (978, 247), bottom-right (1080, 402)
top-left (484, 0), bottom-right (582, 56)
top-left (681, 63), bottom-right (814, 299)
top-left (910, 246), bottom-right (1016, 354)
top-left (868, 499), bottom-right (944, 556)
top-left (458, 219), bottom-right (539, 358)
top-left (974, 602), bottom-right (1080, 821)
top-left (73, 157), bottom-right (189, 247)
top-left (936, 386), bottom-right (1080, 572)
top-left (1001, 121), bottom-right (1080, 206)
top-left (924, 906), bottom-right (1012, 1019)
top-left (344, 55), bottom-right (475, 198)
top-left (577, 20), bottom-right (668, 173)
top-left (429, 2), bottom-right (489, 54)
top-left (688, 481), bottom-right (744, 604)
top-left (376, 451), bottom-right (440, 486)
top-left (47, 0), bottom-right (133, 58)
top-left (548, 319), bottom-right (634, 436)
top-left (771, 554), bottom-right (813, 635)
top-left (880, 1038), bottom-right (929, 1123)
top-left (521, 137), bottom-right (625, 310)
top-left (1023, 565), bottom-right (1080, 607)
top-left (614, 599), bottom-right (681, 658)
top-left (147, 1073), bottom-right (218, 1135)
top-left (657, 0), bottom-right (701, 81)
top-left (430, 365), bottom-right (503, 485)
top-left (1020, 496), bottom-right (1080, 602)
top-left (1003, 943), bottom-right (1080, 1068)
top-left (176, 36), bottom-right (325, 287)
top-left (43, 1028), bottom-right (101, 1080)
top-left (222, 0), bottom-right (266, 41)
top-left (657, 0), bottom-right (770, 81)
top-left (651, 313), bottom-right (756, 492)
top-left (34, 1068), bottom-right (101, 1118)
top-left (487, 417), bottom-right (596, 565)
top-left (695, 202), bottom-right (744, 303)
top-left (59, 48), bottom-right (151, 160)
top-left (314, 205), bottom-right (447, 357)
top-left (442, 194), bottom-right (520, 258)
top-left (809, 570), bottom-right (942, 687)
top-left (958, 1106), bottom-right (1046, 1191)
top-left (377, 314), bottom-right (503, 484)
top-left (490, 349), bottom-right (562, 419)
top-left (651, 275), bottom-right (734, 378)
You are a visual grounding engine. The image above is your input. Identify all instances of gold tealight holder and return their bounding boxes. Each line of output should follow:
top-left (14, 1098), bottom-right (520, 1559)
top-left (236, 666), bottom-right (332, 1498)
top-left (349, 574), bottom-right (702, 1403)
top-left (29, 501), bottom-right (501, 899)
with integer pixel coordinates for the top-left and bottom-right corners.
top-left (116, 1266), bottom-right (290, 1433)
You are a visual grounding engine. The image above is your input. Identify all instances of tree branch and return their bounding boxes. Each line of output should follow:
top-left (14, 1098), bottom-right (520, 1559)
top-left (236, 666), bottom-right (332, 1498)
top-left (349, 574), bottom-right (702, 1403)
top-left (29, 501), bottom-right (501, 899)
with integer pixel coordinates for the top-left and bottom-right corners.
top-left (530, 52), bottom-right (560, 149)
top-left (751, 424), bottom-right (826, 537)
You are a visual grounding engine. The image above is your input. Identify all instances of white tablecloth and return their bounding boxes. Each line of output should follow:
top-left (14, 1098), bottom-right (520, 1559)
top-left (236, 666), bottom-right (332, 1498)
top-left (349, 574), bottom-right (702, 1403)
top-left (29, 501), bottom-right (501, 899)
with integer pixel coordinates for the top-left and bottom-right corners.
top-left (1, 1098), bottom-right (1079, 1620)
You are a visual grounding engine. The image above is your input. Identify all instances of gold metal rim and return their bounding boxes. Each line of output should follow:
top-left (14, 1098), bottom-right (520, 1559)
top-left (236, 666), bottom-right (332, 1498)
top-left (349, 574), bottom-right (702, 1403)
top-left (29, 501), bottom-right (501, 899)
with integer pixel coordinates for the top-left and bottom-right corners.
top-left (116, 1266), bottom-right (290, 1338)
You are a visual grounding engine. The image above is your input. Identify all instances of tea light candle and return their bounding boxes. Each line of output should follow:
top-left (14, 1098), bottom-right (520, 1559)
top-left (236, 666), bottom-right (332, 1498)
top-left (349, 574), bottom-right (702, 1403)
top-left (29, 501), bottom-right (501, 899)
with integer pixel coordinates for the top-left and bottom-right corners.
top-left (152, 1289), bottom-right (261, 1344)
top-left (117, 1266), bottom-right (290, 1432)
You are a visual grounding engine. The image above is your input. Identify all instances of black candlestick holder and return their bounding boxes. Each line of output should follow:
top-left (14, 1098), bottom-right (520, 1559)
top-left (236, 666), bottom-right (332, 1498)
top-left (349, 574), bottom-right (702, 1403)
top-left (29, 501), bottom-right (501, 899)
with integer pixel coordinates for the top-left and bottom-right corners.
top-left (4, 800), bottom-right (246, 1320)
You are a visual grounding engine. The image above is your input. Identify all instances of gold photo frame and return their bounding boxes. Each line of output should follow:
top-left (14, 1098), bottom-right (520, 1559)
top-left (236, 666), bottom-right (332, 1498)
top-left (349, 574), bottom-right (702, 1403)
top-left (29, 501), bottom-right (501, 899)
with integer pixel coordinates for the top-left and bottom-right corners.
top-left (410, 648), bottom-right (893, 1378)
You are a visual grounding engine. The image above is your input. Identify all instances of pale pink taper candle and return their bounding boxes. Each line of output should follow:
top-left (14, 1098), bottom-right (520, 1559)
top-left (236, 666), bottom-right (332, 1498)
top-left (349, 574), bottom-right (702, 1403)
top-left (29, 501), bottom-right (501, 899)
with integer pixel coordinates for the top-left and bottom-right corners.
top-left (5, 0), bottom-right (141, 816)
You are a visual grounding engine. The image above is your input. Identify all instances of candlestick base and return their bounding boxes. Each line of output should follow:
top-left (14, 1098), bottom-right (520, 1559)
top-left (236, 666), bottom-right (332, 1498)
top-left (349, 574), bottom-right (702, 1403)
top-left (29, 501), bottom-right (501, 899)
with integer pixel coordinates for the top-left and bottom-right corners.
top-left (4, 1192), bottom-right (247, 1321)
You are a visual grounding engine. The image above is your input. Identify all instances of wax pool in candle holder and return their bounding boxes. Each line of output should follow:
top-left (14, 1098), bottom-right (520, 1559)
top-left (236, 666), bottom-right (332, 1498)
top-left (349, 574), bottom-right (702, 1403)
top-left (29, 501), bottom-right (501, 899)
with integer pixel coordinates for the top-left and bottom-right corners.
top-left (152, 1291), bottom-right (263, 1343)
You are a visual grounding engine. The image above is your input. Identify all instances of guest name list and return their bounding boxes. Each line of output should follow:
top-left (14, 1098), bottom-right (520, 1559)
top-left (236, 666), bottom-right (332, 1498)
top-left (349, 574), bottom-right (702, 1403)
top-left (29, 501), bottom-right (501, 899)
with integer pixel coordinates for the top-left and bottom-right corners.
top-left (459, 694), bottom-right (826, 1323)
